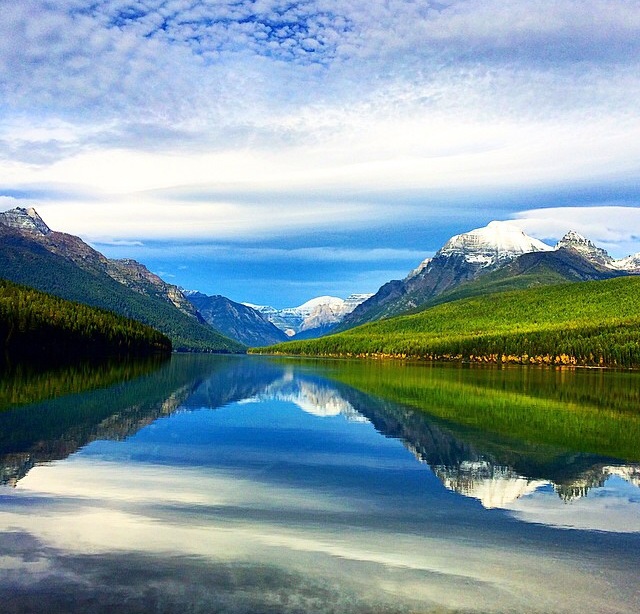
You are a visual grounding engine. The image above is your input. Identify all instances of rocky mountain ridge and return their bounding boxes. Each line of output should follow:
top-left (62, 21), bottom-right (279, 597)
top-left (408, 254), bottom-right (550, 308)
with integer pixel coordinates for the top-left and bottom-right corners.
top-left (185, 292), bottom-right (288, 347)
top-left (0, 207), bottom-right (242, 352)
top-left (0, 207), bottom-right (201, 320)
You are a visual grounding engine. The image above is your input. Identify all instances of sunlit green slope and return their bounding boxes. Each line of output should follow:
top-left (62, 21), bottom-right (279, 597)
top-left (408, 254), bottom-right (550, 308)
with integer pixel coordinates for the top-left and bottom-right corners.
top-left (252, 276), bottom-right (640, 367)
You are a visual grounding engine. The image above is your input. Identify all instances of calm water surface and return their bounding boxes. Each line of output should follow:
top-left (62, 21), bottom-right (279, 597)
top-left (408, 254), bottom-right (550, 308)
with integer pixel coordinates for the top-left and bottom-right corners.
top-left (0, 355), bottom-right (639, 613)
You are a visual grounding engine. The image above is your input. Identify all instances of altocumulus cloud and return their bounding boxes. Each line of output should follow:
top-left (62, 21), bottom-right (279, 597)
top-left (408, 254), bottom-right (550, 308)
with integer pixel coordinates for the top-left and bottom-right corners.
top-left (2, 1), bottom-right (639, 150)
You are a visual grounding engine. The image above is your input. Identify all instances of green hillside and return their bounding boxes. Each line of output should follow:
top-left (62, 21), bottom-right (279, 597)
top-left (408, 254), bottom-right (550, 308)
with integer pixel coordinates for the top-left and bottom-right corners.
top-left (0, 231), bottom-right (244, 353)
top-left (252, 276), bottom-right (640, 367)
top-left (0, 279), bottom-right (171, 361)
top-left (334, 248), bottom-right (618, 332)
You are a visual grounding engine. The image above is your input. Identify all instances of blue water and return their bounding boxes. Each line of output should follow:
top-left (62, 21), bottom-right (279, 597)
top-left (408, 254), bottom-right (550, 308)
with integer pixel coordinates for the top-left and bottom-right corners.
top-left (0, 355), bottom-right (638, 613)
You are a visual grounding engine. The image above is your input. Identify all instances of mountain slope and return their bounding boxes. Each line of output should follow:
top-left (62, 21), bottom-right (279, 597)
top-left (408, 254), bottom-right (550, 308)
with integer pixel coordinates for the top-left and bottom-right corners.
top-left (338, 223), bottom-right (636, 331)
top-left (105, 258), bottom-right (202, 320)
top-left (186, 293), bottom-right (288, 346)
top-left (554, 231), bottom-right (614, 268)
top-left (414, 247), bottom-right (622, 311)
top-left (338, 221), bottom-right (553, 330)
top-left (0, 207), bottom-right (201, 320)
top-left (253, 276), bottom-right (640, 367)
top-left (0, 209), bottom-right (243, 352)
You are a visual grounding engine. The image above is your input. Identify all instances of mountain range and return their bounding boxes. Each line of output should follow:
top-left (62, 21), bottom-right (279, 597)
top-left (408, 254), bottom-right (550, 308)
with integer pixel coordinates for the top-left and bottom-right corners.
top-left (4, 353), bottom-right (638, 507)
top-left (337, 221), bottom-right (640, 330)
top-left (0, 207), bottom-right (243, 352)
top-left (184, 292), bottom-right (289, 347)
top-left (3, 206), bottom-right (640, 353)
top-left (244, 294), bottom-right (373, 338)
top-left (0, 207), bottom-right (368, 349)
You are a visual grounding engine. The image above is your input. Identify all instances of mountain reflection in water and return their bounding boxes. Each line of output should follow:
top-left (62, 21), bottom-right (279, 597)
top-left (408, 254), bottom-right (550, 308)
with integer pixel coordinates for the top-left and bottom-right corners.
top-left (0, 355), bottom-right (639, 613)
top-left (252, 362), bottom-right (640, 514)
top-left (1, 356), bottom-right (639, 509)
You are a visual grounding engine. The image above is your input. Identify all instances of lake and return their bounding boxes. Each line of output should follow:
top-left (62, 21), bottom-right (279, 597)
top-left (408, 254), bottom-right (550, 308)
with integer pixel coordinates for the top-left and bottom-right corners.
top-left (0, 354), bottom-right (639, 613)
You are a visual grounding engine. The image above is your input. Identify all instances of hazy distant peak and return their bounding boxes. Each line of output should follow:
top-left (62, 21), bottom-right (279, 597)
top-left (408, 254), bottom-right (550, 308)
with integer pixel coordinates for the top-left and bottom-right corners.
top-left (0, 206), bottom-right (51, 236)
top-left (180, 289), bottom-right (207, 298)
top-left (244, 294), bottom-right (372, 337)
top-left (295, 295), bottom-right (345, 312)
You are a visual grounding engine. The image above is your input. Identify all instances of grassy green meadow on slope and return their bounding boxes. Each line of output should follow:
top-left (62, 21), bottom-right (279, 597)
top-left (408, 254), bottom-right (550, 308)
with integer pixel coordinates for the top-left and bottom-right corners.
top-left (0, 279), bottom-right (172, 361)
top-left (252, 276), bottom-right (640, 367)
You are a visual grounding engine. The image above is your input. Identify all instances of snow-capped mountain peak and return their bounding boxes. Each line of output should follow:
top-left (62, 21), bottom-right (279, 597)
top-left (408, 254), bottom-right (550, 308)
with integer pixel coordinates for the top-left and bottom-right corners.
top-left (437, 221), bottom-right (552, 267)
top-left (244, 294), bottom-right (372, 337)
top-left (555, 230), bottom-right (613, 267)
top-left (180, 288), bottom-right (206, 298)
top-left (556, 229), bottom-right (591, 246)
top-left (611, 253), bottom-right (640, 273)
top-left (294, 295), bottom-right (345, 315)
top-left (553, 230), bottom-right (640, 271)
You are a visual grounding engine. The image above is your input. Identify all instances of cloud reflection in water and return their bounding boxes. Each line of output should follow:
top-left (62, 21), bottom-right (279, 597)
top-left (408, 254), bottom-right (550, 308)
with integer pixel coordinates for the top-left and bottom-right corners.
top-left (0, 356), bottom-right (639, 613)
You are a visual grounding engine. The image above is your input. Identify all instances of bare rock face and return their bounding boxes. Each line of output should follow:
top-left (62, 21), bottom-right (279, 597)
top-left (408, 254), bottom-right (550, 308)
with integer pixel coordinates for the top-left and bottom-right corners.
top-left (106, 259), bottom-right (201, 319)
top-left (555, 230), bottom-right (614, 268)
top-left (186, 293), bottom-right (289, 346)
top-left (0, 207), bottom-right (51, 235)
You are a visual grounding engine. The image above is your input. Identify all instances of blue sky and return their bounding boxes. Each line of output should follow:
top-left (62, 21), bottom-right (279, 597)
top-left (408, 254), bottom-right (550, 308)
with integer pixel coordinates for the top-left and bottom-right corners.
top-left (1, 1), bottom-right (639, 307)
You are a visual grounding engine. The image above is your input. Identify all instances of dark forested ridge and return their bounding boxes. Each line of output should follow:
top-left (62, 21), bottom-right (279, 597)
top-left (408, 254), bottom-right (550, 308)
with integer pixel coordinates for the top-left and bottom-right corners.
top-left (253, 276), bottom-right (640, 368)
top-left (0, 278), bottom-right (172, 362)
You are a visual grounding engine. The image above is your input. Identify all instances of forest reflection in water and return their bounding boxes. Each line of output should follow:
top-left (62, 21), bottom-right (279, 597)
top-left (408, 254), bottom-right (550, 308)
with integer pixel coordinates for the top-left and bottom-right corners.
top-left (0, 355), bottom-right (638, 613)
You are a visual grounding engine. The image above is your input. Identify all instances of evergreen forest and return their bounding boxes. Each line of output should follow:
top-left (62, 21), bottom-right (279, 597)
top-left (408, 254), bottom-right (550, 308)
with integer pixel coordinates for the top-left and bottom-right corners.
top-left (0, 278), bottom-right (172, 363)
top-left (253, 277), bottom-right (640, 368)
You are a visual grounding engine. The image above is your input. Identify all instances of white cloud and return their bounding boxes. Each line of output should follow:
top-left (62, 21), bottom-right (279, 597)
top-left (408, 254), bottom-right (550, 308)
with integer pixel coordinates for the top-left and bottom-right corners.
top-left (1, 0), bottom-right (639, 259)
top-left (91, 242), bottom-right (427, 264)
top-left (506, 477), bottom-right (640, 533)
top-left (4, 453), bottom-right (633, 613)
top-left (512, 206), bottom-right (640, 257)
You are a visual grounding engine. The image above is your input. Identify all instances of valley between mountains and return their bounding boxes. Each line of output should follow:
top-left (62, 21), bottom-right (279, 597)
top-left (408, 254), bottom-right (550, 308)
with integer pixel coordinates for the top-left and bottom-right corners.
top-left (2, 206), bottom-right (640, 366)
